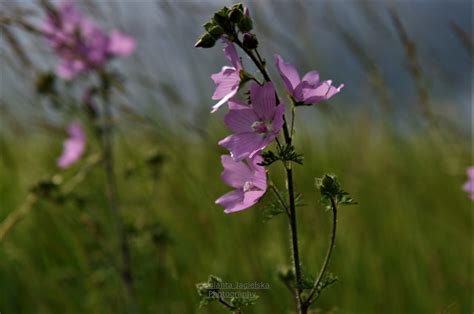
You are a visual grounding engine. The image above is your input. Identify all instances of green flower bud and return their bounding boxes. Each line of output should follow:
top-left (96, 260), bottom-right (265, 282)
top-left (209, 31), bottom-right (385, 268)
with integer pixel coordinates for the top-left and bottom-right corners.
top-left (208, 25), bottom-right (224, 38)
top-left (212, 10), bottom-right (232, 31)
top-left (316, 174), bottom-right (341, 197)
top-left (229, 7), bottom-right (244, 23)
top-left (231, 3), bottom-right (244, 11)
top-left (195, 33), bottom-right (216, 48)
top-left (238, 16), bottom-right (253, 32)
top-left (203, 21), bottom-right (214, 32)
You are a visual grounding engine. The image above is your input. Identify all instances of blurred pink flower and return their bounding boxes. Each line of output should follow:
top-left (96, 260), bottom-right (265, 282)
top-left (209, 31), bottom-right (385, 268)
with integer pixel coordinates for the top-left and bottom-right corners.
top-left (219, 82), bottom-right (284, 161)
top-left (210, 41), bottom-right (242, 113)
top-left (57, 121), bottom-right (86, 169)
top-left (43, 0), bottom-right (136, 79)
top-left (463, 166), bottom-right (474, 201)
top-left (215, 154), bottom-right (267, 213)
top-left (275, 54), bottom-right (343, 105)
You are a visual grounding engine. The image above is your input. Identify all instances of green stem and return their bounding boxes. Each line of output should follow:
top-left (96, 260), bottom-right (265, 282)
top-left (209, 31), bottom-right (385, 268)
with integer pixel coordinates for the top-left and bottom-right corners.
top-left (100, 83), bottom-right (137, 313)
top-left (303, 196), bottom-right (338, 311)
top-left (234, 37), bottom-right (303, 314)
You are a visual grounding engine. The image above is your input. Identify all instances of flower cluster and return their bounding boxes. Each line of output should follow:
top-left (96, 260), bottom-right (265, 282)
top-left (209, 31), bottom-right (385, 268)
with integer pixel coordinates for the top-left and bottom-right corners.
top-left (42, 1), bottom-right (137, 168)
top-left (43, 0), bottom-right (135, 80)
top-left (213, 79), bottom-right (282, 213)
top-left (196, 4), bottom-right (343, 213)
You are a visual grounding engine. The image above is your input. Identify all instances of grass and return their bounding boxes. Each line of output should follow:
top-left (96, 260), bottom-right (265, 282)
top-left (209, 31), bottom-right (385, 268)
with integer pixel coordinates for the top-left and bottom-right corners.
top-left (0, 114), bottom-right (471, 314)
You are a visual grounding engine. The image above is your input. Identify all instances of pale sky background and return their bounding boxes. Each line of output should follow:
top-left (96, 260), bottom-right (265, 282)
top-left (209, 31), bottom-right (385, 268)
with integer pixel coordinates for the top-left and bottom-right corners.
top-left (0, 0), bottom-right (472, 133)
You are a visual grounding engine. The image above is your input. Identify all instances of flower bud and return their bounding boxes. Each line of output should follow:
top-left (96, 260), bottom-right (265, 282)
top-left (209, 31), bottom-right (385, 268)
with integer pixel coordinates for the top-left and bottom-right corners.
top-left (242, 32), bottom-right (258, 49)
top-left (316, 174), bottom-right (341, 197)
top-left (229, 7), bottom-right (244, 23)
top-left (212, 10), bottom-right (232, 32)
top-left (203, 21), bottom-right (214, 32)
top-left (194, 33), bottom-right (216, 48)
top-left (238, 15), bottom-right (253, 32)
top-left (208, 25), bottom-right (224, 38)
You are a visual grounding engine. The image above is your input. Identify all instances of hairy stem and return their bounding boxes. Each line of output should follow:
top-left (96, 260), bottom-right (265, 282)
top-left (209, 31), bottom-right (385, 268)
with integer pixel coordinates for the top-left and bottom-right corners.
top-left (303, 196), bottom-right (338, 311)
top-left (101, 88), bottom-right (137, 313)
top-left (234, 37), bottom-right (303, 313)
top-left (286, 166), bottom-right (303, 313)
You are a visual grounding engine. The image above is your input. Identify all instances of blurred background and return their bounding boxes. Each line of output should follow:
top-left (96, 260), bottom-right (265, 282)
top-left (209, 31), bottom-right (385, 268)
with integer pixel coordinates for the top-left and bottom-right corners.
top-left (0, 0), bottom-right (472, 313)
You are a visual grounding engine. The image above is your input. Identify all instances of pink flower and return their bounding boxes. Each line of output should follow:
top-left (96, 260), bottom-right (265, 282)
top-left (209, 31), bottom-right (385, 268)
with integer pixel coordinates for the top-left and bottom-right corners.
top-left (275, 54), bottom-right (343, 105)
top-left (57, 121), bottom-right (86, 168)
top-left (215, 154), bottom-right (267, 213)
top-left (43, 0), bottom-right (136, 80)
top-left (463, 166), bottom-right (474, 201)
top-left (210, 41), bottom-right (242, 113)
top-left (219, 82), bottom-right (284, 161)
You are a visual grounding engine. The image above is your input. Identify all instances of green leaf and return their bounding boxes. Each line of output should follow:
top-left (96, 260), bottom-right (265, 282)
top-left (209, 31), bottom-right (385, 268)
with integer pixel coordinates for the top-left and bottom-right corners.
top-left (259, 145), bottom-right (304, 167)
top-left (259, 150), bottom-right (279, 166)
top-left (262, 200), bottom-right (285, 223)
top-left (279, 144), bottom-right (304, 164)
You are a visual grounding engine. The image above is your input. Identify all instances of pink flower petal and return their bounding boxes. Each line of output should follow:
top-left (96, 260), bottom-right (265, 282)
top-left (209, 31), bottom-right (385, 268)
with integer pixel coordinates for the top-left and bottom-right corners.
top-left (271, 104), bottom-right (285, 135)
top-left (108, 30), bottom-right (136, 56)
top-left (250, 82), bottom-right (277, 120)
top-left (223, 41), bottom-right (241, 70)
top-left (467, 166), bottom-right (474, 179)
top-left (228, 98), bottom-right (249, 110)
top-left (57, 122), bottom-right (86, 168)
top-left (301, 71), bottom-right (320, 85)
top-left (220, 155), bottom-right (253, 188)
top-left (210, 89), bottom-right (238, 113)
top-left (248, 155), bottom-right (267, 191)
top-left (219, 133), bottom-right (265, 161)
top-left (215, 190), bottom-right (246, 213)
top-left (211, 67), bottom-right (240, 100)
top-left (224, 108), bottom-right (259, 133)
top-left (57, 59), bottom-right (85, 80)
top-left (275, 54), bottom-right (300, 93)
top-left (325, 83), bottom-right (344, 99)
top-left (242, 190), bottom-right (266, 208)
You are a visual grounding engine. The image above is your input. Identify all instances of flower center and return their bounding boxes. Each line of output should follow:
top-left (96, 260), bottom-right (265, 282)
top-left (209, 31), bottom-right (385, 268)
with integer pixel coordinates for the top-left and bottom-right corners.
top-left (243, 181), bottom-right (255, 192)
top-left (251, 120), bottom-right (271, 135)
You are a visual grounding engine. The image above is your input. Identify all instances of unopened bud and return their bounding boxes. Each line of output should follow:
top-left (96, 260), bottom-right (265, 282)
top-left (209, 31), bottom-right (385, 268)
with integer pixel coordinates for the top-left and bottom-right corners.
top-left (242, 32), bottom-right (258, 49)
top-left (194, 33), bottom-right (216, 48)
top-left (229, 7), bottom-right (244, 23)
top-left (208, 25), bottom-right (224, 38)
top-left (238, 15), bottom-right (253, 32)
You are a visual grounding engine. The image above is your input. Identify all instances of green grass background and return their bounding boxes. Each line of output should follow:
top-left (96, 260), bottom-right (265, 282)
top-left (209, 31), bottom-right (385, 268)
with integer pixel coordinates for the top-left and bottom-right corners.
top-left (0, 112), bottom-right (472, 313)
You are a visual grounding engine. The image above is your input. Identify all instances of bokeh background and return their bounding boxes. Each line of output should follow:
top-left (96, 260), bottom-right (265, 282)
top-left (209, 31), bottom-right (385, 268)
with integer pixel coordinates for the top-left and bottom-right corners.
top-left (0, 0), bottom-right (472, 313)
